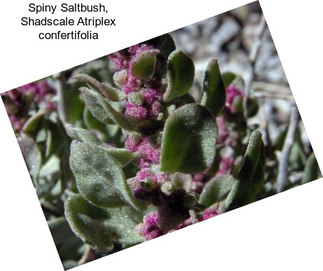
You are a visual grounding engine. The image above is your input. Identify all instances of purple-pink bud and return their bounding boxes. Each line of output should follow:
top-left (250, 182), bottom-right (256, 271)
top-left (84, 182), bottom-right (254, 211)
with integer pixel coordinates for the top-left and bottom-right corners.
top-left (217, 157), bottom-right (234, 176)
top-left (217, 116), bottom-right (230, 144)
top-left (138, 211), bottom-right (162, 241)
top-left (225, 84), bottom-right (244, 114)
top-left (201, 207), bottom-right (219, 220)
top-left (125, 103), bottom-right (148, 120)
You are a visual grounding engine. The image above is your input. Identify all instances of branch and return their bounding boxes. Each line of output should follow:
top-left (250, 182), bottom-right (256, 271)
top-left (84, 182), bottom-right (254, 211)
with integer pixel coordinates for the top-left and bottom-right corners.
top-left (55, 72), bottom-right (69, 124)
top-left (243, 15), bottom-right (266, 102)
top-left (78, 245), bottom-right (92, 265)
top-left (276, 104), bottom-right (300, 192)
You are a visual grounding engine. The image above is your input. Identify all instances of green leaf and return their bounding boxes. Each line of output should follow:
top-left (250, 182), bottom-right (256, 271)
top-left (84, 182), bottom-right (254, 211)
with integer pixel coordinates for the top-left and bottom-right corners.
top-left (302, 153), bottom-right (322, 184)
top-left (48, 217), bottom-right (84, 261)
top-left (22, 109), bottom-right (47, 135)
top-left (57, 82), bottom-right (84, 124)
top-left (66, 124), bottom-right (101, 145)
top-left (66, 125), bottom-right (133, 167)
top-left (222, 72), bottom-right (236, 88)
top-left (199, 175), bottom-right (238, 207)
top-left (130, 49), bottom-right (159, 80)
top-left (83, 107), bottom-right (112, 131)
top-left (159, 34), bottom-right (176, 60)
top-left (238, 130), bottom-right (263, 182)
top-left (70, 140), bottom-right (142, 210)
top-left (149, 34), bottom-right (176, 76)
top-left (163, 50), bottom-right (195, 102)
top-left (81, 87), bottom-right (161, 132)
top-left (246, 97), bottom-right (259, 117)
top-left (228, 130), bottom-right (265, 209)
top-left (73, 74), bottom-right (126, 101)
top-left (289, 143), bottom-right (306, 170)
top-left (81, 87), bottom-right (131, 127)
top-left (147, 34), bottom-right (175, 59)
top-left (65, 194), bottom-right (143, 251)
top-left (161, 104), bottom-right (217, 174)
top-left (18, 135), bottom-right (42, 186)
top-left (105, 147), bottom-right (134, 167)
top-left (201, 59), bottom-right (226, 117)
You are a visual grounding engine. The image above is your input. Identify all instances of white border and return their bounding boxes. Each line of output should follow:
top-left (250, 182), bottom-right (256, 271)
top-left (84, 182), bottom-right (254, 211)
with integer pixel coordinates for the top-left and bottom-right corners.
top-left (1, 0), bottom-right (323, 270)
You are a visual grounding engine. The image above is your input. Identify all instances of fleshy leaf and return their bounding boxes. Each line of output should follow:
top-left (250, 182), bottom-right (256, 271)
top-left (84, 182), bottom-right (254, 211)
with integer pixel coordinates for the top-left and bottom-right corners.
top-left (159, 34), bottom-right (176, 60)
top-left (147, 34), bottom-right (175, 60)
top-left (48, 217), bottom-right (84, 260)
top-left (18, 135), bottom-right (42, 186)
top-left (57, 83), bottom-right (84, 124)
top-left (201, 59), bottom-right (226, 117)
top-left (69, 140), bottom-right (142, 210)
top-left (65, 194), bottom-right (143, 251)
top-left (130, 49), bottom-right (159, 80)
top-left (302, 153), bottom-right (322, 184)
top-left (228, 130), bottom-right (265, 209)
top-left (222, 72), bottom-right (236, 87)
top-left (105, 147), bottom-right (134, 167)
top-left (22, 109), bottom-right (47, 135)
top-left (66, 124), bottom-right (101, 145)
top-left (83, 107), bottom-right (112, 131)
top-left (80, 87), bottom-right (114, 125)
top-left (199, 175), bottom-right (238, 207)
top-left (81, 87), bottom-right (161, 132)
top-left (161, 104), bottom-right (217, 174)
top-left (73, 74), bottom-right (126, 101)
top-left (66, 125), bottom-right (134, 167)
top-left (163, 50), bottom-right (195, 102)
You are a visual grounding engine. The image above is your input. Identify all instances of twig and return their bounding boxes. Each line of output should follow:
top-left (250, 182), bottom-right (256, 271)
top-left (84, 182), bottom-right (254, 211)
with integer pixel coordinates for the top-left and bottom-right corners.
top-left (243, 15), bottom-right (266, 104)
top-left (276, 104), bottom-right (300, 192)
top-left (55, 72), bottom-right (69, 124)
top-left (254, 91), bottom-right (292, 101)
top-left (243, 15), bottom-right (268, 144)
top-left (41, 201), bottom-right (63, 216)
top-left (252, 81), bottom-right (291, 93)
top-left (78, 245), bottom-right (92, 265)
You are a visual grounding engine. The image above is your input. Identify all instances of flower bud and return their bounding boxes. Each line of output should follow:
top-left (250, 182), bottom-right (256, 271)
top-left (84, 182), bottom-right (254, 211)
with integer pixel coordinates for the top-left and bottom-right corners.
top-left (113, 69), bottom-right (128, 87)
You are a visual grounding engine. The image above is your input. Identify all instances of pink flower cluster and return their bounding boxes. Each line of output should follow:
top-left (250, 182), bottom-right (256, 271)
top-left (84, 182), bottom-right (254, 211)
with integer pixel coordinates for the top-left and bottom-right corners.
top-left (139, 207), bottom-right (219, 240)
top-left (2, 81), bottom-right (56, 132)
top-left (225, 84), bottom-right (244, 114)
top-left (110, 44), bottom-right (167, 199)
top-left (217, 116), bottom-right (230, 145)
top-left (137, 212), bottom-right (162, 241)
top-left (217, 84), bottom-right (245, 145)
top-left (110, 44), bottom-right (163, 122)
top-left (175, 207), bottom-right (219, 230)
top-left (109, 44), bottom-right (152, 70)
top-left (217, 157), bottom-right (234, 176)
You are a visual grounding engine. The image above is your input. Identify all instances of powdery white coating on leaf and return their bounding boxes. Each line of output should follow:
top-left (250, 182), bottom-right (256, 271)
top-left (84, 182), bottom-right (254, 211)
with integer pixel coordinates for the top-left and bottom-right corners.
top-left (65, 194), bottom-right (143, 251)
top-left (163, 50), bottom-right (195, 102)
top-left (161, 104), bottom-right (217, 174)
top-left (18, 135), bottom-right (42, 184)
top-left (130, 49), bottom-right (159, 81)
top-left (69, 140), bottom-right (142, 210)
top-left (199, 174), bottom-right (238, 207)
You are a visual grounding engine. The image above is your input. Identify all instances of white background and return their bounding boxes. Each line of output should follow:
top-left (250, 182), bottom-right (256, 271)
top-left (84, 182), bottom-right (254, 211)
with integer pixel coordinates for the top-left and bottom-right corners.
top-left (1, 0), bottom-right (323, 270)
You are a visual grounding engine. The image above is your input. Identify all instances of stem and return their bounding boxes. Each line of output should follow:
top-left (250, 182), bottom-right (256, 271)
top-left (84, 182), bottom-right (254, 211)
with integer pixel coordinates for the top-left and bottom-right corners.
top-left (78, 245), bottom-right (92, 265)
top-left (55, 72), bottom-right (69, 124)
top-left (276, 104), bottom-right (300, 192)
top-left (242, 15), bottom-right (270, 146)
top-left (254, 91), bottom-right (292, 101)
top-left (243, 15), bottom-right (266, 118)
top-left (41, 201), bottom-right (63, 216)
top-left (252, 81), bottom-right (292, 99)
